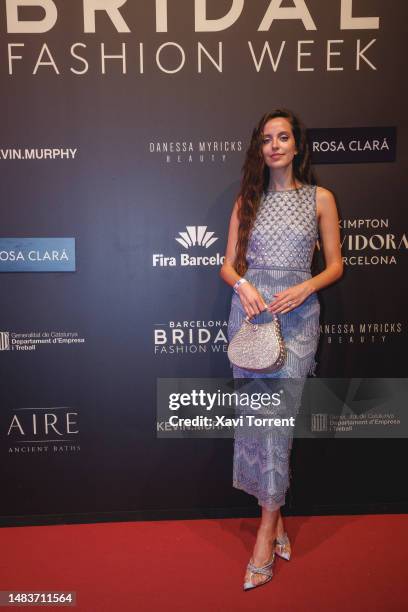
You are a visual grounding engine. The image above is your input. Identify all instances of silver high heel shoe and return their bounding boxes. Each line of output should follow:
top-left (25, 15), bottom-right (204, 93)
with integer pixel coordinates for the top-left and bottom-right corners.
top-left (243, 551), bottom-right (275, 591)
top-left (274, 532), bottom-right (291, 561)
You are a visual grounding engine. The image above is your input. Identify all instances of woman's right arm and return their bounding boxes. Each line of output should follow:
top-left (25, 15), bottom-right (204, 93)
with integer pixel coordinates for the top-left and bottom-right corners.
top-left (219, 197), bottom-right (268, 319)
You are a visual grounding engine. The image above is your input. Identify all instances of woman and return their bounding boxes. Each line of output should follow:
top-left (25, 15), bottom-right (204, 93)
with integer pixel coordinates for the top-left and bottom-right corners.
top-left (219, 108), bottom-right (343, 590)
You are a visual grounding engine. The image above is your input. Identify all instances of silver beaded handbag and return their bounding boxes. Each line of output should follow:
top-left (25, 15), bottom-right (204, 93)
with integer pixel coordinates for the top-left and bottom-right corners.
top-left (227, 311), bottom-right (286, 373)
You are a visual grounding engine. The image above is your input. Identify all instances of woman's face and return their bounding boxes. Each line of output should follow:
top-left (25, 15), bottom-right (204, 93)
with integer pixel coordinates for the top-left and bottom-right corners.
top-left (261, 117), bottom-right (298, 171)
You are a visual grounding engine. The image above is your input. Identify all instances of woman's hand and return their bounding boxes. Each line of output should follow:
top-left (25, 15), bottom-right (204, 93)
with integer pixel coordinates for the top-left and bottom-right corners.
top-left (236, 282), bottom-right (268, 319)
top-left (267, 282), bottom-right (314, 315)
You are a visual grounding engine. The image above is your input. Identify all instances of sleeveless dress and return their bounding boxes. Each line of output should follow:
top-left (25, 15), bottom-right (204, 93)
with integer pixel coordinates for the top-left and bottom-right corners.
top-left (227, 184), bottom-right (320, 511)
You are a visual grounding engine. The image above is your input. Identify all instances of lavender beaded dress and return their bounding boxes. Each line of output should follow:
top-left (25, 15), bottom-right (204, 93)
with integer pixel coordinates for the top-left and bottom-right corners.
top-left (227, 184), bottom-right (320, 511)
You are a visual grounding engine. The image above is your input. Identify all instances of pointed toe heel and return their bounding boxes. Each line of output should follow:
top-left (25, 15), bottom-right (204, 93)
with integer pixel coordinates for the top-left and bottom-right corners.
top-left (274, 532), bottom-right (291, 561)
top-left (243, 552), bottom-right (275, 591)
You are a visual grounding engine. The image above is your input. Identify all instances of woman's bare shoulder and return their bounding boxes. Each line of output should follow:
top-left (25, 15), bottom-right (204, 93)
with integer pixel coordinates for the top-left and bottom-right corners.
top-left (316, 185), bottom-right (335, 200)
top-left (315, 186), bottom-right (337, 220)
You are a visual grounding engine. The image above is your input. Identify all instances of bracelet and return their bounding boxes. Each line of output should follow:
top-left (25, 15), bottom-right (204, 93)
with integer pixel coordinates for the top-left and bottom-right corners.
top-left (233, 278), bottom-right (248, 294)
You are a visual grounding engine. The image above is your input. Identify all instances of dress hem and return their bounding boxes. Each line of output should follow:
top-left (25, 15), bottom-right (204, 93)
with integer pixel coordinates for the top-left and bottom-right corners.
top-left (232, 480), bottom-right (285, 512)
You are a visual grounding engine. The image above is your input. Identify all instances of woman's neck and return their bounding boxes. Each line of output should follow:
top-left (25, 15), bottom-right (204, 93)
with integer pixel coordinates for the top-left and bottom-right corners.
top-left (267, 179), bottom-right (301, 191)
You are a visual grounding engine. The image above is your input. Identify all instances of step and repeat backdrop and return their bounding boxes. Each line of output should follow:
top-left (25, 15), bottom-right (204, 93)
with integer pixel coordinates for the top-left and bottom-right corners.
top-left (1, 1), bottom-right (407, 523)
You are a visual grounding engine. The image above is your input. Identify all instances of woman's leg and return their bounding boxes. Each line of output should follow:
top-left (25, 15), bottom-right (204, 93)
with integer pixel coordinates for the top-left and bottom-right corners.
top-left (244, 507), bottom-right (280, 587)
top-left (276, 509), bottom-right (286, 538)
top-left (244, 506), bottom-right (291, 586)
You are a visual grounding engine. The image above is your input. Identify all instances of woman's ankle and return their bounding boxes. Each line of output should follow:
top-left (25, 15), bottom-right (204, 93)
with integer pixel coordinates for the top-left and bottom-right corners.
top-left (257, 524), bottom-right (277, 541)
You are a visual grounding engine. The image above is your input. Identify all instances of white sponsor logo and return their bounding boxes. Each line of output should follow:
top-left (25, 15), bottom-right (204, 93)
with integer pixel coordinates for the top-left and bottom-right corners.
top-left (175, 226), bottom-right (218, 249)
top-left (153, 225), bottom-right (224, 267)
top-left (320, 321), bottom-right (403, 344)
top-left (0, 249), bottom-right (69, 262)
top-left (313, 138), bottom-right (390, 153)
top-left (7, 406), bottom-right (81, 455)
top-left (154, 320), bottom-right (228, 355)
top-left (336, 218), bottom-right (408, 266)
top-left (0, 148), bottom-right (78, 160)
top-left (0, 332), bottom-right (10, 350)
top-left (149, 140), bottom-right (242, 164)
top-left (2, 330), bottom-right (86, 352)
top-left (4, 1), bottom-right (380, 34)
top-left (4, 3), bottom-right (380, 76)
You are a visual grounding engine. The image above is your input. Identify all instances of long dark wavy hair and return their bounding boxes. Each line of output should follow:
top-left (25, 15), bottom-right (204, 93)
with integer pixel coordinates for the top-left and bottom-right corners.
top-left (234, 108), bottom-right (317, 276)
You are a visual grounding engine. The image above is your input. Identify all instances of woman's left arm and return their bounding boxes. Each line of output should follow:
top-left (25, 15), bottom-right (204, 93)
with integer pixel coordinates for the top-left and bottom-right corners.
top-left (306, 186), bottom-right (344, 294)
top-left (268, 187), bottom-right (343, 314)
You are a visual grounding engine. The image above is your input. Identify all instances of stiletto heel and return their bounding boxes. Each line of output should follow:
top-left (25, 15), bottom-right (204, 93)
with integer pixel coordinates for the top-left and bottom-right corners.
top-left (274, 532), bottom-right (291, 561)
top-left (243, 551), bottom-right (275, 591)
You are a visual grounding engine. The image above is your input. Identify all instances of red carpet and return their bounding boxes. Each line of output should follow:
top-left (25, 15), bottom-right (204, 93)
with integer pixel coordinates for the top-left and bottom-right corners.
top-left (2, 514), bottom-right (408, 611)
